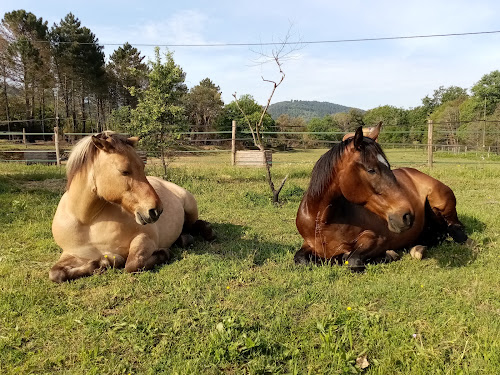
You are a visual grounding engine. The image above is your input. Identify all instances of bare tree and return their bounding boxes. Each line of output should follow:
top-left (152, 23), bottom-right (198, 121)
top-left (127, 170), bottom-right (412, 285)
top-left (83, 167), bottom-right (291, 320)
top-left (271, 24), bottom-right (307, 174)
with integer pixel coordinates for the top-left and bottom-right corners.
top-left (233, 29), bottom-right (301, 204)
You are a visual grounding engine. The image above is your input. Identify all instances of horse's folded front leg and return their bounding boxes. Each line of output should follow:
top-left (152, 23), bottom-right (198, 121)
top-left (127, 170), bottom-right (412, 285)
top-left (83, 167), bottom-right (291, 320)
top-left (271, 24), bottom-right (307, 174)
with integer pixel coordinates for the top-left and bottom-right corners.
top-left (50, 254), bottom-right (101, 283)
top-left (125, 234), bottom-right (170, 273)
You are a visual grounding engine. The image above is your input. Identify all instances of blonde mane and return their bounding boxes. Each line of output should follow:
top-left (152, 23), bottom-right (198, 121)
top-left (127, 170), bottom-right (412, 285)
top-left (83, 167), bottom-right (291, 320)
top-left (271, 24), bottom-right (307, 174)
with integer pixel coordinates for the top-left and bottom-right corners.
top-left (66, 131), bottom-right (132, 189)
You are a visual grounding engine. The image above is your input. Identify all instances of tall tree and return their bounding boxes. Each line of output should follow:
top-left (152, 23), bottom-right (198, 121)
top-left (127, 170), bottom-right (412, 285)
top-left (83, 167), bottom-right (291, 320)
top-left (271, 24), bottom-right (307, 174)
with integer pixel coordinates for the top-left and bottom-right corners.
top-left (216, 94), bottom-right (274, 141)
top-left (50, 13), bottom-right (105, 132)
top-left (275, 114), bottom-right (306, 149)
top-left (471, 70), bottom-right (500, 115)
top-left (1, 10), bottom-right (51, 132)
top-left (363, 105), bottom-right (409, 143)
top-left (107, 42), bottom-right (148, 109)
top-left (184, 78), bottom-right (224, 141)
top-left (128, 48), bottom-right (187, 175)
top-left (307, 115), bottom-right (342, 142)
top-left (422, 85), bottom-right (468, 114)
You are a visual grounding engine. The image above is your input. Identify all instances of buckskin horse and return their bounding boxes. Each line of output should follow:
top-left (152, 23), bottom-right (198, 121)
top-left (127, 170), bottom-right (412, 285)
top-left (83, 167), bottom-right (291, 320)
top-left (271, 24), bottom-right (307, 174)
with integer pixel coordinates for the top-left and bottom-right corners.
top-left (50, 131), bottom-right (214, 282)
top-left (295, 126), bottom-right (467, 270)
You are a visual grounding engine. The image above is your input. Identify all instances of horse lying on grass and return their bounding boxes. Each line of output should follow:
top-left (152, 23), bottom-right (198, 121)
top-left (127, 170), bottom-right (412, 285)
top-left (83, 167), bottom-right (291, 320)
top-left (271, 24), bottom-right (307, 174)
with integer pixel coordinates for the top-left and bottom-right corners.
top-left (295, 126), bottom-right (468, 271)
top-left (50, 131), bottom-right (214, 283)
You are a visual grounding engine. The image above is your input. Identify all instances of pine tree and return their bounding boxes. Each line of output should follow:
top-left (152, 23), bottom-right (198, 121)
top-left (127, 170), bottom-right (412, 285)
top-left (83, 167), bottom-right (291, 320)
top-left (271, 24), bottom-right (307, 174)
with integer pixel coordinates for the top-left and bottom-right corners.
top-left (108, 42), bottom-right (148, 109)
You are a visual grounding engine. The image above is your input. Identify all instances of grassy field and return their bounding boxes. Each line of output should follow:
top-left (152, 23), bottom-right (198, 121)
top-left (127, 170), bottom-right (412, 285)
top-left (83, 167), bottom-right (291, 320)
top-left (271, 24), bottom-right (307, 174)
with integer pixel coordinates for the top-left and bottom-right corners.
top-left (0, 149), bottom-right (499, 374)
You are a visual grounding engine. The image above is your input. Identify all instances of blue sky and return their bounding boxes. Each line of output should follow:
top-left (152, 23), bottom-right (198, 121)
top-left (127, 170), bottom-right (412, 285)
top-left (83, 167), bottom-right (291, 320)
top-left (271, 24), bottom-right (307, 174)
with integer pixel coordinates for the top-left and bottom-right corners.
top-left (2, 0), bottom-right (500, 110)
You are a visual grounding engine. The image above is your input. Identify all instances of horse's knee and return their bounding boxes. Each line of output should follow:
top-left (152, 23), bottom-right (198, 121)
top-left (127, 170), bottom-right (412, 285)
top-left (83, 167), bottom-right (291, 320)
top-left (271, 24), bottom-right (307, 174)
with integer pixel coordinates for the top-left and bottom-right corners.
top-left (125, 248), bottom-right (170, 273)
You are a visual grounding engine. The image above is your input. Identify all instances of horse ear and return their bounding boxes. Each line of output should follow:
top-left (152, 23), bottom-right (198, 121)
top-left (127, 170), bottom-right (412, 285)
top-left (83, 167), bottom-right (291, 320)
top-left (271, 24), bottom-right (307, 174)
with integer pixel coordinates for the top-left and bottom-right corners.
top-left (353, 126), bottom-right (364, 150)
top-left (92, 135), bottom-right (114, 152)
top-left (127, 137), bottom-right (139, 148)
top-left (367, 121), bottom-right (382, 142)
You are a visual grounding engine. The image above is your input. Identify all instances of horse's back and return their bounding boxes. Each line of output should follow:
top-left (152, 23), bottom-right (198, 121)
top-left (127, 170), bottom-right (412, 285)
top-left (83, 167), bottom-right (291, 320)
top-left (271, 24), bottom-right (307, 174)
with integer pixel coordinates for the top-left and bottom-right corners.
top-left (394, 167), bottom-right (457, 205)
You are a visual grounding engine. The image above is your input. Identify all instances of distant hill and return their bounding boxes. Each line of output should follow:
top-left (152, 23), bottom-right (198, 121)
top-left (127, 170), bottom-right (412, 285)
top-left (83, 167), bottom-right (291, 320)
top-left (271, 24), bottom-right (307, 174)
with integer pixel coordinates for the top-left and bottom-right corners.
top-left (267, 100), bottom-right (359, 121)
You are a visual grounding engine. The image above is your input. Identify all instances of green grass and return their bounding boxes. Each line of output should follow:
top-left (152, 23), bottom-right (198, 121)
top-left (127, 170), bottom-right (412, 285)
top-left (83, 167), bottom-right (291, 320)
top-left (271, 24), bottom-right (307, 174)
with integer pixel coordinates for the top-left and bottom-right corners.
top-left (0, 150), bottom-right (499, 374)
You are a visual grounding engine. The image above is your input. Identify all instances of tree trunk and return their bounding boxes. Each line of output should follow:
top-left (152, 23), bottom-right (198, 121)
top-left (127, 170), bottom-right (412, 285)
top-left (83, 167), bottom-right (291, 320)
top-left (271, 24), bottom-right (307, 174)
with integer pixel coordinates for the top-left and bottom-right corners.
top-left (64, 74), bottom-right (70, 123)
top-left (99, 98), bottom-right (106, 132)
top-left (41, 89), bottom-right (45, 139)
top-left (262, 148), bottom-right (287, 204)
top-left (1, 59), bottom-right (11, 135)
top-left (160, 143), bottom-right (167, 176)
top-left (80, 81), bottom-right (86, 133)
top-left (23, 65), bottom-right (30, 131)
top-left (71, 79), bottom-right (76, 132)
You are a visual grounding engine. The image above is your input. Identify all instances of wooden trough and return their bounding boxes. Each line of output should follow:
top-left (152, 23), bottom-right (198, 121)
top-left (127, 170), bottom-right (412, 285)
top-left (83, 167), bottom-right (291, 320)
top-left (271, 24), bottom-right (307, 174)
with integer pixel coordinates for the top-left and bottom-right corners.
top-left (234, 150), bottom-right (272, 167)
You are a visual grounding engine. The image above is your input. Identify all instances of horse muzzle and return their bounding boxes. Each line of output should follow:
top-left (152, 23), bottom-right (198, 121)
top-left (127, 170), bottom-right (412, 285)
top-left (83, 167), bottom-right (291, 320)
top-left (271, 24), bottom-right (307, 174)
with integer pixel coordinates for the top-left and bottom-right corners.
top-left (387, 211), bottom-right (414, 233)
top-left (135, 207), bottom-right (163, 225)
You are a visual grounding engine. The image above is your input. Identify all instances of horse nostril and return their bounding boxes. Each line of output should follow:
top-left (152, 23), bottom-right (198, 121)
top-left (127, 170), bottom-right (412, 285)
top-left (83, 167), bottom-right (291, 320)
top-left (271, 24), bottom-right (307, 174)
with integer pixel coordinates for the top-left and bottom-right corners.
top-left (403, 212), bottom-right (413, 227)
top-left (149, 208), bottom-right (160, 220)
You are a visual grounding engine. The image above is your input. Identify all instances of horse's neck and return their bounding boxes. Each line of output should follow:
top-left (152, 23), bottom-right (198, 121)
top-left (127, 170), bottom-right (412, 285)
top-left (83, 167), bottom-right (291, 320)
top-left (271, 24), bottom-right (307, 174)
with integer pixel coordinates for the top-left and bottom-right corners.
top-left (306, 182), bottom-right (342, 214)
top-left (66, 171), bottom-right (108, 224)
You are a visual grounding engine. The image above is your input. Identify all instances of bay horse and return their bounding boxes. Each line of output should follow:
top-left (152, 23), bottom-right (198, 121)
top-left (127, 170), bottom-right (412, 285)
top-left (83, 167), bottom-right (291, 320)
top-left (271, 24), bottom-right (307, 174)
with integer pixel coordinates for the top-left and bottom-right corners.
top-left (295, 126), bottom-right (467, 270)
top-left (50, 131), bottom-right (214, 283)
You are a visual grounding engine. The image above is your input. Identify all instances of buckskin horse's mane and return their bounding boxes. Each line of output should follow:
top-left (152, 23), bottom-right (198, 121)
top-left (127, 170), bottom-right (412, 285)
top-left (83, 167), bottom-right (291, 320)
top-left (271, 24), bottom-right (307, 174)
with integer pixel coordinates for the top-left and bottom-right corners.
top-left (305, 136), bottom-right (390, 200)
top-left (66, 131), bottom-right (131, 190)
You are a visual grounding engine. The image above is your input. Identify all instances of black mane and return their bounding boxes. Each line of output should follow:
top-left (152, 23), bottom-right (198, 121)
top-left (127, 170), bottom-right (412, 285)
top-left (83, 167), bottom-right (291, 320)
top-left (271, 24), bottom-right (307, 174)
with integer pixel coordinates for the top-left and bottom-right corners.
top-left (305, 137), bottom-right (389, 200)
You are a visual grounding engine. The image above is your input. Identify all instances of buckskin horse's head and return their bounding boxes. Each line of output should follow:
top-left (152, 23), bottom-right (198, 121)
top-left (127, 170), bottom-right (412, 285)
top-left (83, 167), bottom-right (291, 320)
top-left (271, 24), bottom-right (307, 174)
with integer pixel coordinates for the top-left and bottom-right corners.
top-left (66, 131), bottom-right (163, 225)
top-left (91, 133), bottom-right (163, 225)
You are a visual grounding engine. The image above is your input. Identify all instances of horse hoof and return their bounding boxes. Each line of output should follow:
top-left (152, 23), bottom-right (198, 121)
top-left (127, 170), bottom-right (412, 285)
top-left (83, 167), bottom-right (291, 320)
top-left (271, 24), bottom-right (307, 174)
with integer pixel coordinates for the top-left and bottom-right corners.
top-left (448, 224), bottom-right (468, 244)
top-left (385, 250), bottom-right (400, 262)
top-left (410, 245), bottom-right (426, 260)
top-left (193, 220), bottom-right (216, 241)
top-left (294, 251), bottom-right (309, 265)
top-left (342, 254), bottom-right (365, 272)
top-left (177, 234), bottom-right (195, 248)
top-left (153, 248), bottom-right (171, 264)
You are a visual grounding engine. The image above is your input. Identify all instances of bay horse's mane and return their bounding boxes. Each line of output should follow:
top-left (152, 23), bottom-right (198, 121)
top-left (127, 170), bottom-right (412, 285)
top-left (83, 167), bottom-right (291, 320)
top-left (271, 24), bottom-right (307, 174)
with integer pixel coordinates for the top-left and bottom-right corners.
top-left (305, 136), bottom-right (390, 200)
top-left (66, 131), bottom-right (132, 190)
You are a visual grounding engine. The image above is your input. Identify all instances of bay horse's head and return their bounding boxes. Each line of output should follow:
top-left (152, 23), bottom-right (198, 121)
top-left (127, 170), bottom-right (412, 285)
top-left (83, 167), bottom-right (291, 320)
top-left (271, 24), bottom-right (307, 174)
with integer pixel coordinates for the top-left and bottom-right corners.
top-left (339, 126), bottom-right (414, 233)
top-left (67, 131), bottom-right (163, 225)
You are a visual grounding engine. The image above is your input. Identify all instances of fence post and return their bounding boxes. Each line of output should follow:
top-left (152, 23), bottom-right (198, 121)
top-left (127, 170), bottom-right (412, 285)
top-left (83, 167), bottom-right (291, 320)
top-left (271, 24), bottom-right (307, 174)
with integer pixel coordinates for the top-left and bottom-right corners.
top-left (22, 128), bottom-right (26, 148)
top-left (54, 127), bottom-right (61, 166)
top-left (231, 120), bottom-right (236, 166)
top-left (427, 119), bottom-right (433, 168)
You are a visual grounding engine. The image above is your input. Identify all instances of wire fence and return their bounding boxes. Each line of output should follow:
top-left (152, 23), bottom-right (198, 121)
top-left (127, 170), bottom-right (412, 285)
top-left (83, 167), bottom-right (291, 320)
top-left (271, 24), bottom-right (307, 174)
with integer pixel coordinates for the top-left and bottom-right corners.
top-left (1, 127), bottom-right (500, 166)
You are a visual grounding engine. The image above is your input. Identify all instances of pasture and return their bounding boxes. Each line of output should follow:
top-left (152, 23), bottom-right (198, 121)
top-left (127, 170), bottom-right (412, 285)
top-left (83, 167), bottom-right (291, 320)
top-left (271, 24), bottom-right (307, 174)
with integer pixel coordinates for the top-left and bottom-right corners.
top-left (0, 148), bottom-right (499, 374)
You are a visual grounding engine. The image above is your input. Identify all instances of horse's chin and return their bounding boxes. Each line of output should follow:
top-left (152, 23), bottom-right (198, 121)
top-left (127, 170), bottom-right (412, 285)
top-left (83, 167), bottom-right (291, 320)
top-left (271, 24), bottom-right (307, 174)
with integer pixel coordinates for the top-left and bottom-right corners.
top-left (387, 220), bottom-right (411, 233)
top-left (387, 222), bottom-right (403, 233)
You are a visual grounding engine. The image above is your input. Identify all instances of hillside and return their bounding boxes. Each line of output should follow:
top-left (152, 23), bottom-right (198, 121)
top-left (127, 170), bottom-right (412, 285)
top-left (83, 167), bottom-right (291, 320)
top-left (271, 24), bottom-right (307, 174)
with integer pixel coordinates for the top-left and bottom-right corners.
top-left (267, 100), bottom-right (358, 120)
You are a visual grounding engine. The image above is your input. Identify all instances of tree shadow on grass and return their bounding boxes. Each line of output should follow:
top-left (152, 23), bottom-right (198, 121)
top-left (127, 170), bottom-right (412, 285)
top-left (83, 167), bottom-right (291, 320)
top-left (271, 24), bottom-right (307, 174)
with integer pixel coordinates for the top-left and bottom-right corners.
top-left (426, 214), bottom-right (486, 268)
top-left (169, 222), bottom-right (295, 266)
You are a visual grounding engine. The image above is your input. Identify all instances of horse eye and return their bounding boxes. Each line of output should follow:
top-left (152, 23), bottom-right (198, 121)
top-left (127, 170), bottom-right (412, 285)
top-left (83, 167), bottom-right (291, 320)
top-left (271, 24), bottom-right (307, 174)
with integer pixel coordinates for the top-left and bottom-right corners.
top-left (121, 170), bottom-right (131, 176)
top-left (367, 168), bottom-right (376, 174)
